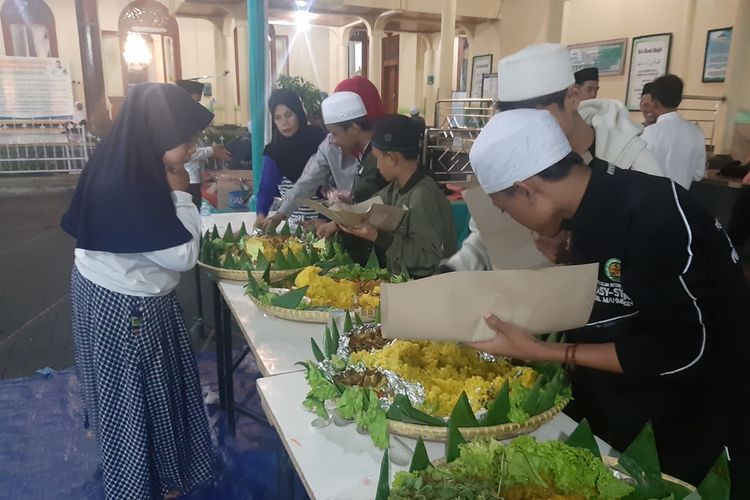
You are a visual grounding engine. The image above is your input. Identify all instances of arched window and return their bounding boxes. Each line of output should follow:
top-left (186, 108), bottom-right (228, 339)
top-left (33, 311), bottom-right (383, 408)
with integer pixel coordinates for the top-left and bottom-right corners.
top-left (1, 0), bottom-right (58, 57)
top-left (118, 0), bottom-right (181, 90)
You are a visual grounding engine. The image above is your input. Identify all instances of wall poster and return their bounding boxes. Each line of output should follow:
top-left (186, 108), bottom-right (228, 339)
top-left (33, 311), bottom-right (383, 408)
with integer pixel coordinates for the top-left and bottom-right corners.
top-left (625, 33), bottom-right (672, 111)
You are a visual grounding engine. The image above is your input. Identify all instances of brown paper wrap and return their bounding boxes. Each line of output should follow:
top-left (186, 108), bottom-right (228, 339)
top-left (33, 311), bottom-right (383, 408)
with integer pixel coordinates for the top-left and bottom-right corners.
top-left (380, 264), bottom-right (598, 342)
top-left (302, 196), bottom-right (407, 232)
top-left (462, 185), bottom-right (552, 270)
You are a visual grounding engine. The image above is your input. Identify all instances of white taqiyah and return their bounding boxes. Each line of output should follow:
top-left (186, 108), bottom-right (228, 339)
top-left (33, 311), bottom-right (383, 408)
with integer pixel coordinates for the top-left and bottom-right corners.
top-left (321, 91), bottom-right (367, 125)
top-left (469, 109), bottom-right (572, 194)
top-left (497, 43), bottom-right (575, 102)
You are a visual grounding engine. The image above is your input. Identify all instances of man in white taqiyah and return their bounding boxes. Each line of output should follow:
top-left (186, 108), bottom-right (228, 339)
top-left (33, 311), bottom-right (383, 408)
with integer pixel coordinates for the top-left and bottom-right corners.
top-left (464, 108), bottom-right (750, 498)
top-left (438, 43), bottom-right (664, 273)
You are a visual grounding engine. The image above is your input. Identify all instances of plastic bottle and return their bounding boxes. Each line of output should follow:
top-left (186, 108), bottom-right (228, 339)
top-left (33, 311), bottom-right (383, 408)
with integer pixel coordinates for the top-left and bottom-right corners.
top-left (200, 199), bottom-right (211, 217)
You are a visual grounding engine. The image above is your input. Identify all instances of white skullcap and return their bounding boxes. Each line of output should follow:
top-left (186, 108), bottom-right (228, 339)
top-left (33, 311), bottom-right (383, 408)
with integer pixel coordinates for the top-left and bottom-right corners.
top-left (322, 91), bottom-right (367, 125)
top-left (409, 106), bottom-right (419, 116)
top-left (469, 109), bottom-right (572, 194)
top-left (497, 43), bottom-right (575, 102)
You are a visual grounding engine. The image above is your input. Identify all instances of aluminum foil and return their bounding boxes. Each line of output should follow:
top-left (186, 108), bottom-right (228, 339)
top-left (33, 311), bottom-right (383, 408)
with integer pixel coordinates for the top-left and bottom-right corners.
top-left (478, 351), bottom-right (498, 362)
top-left (336, 334), bottom-right (351, 359)
top-left (379, 368), bottom-right (425, 409)
top-left (316, 358), bottom-right (339, 379)
top-left (336, 322), bottom-right (385, 359)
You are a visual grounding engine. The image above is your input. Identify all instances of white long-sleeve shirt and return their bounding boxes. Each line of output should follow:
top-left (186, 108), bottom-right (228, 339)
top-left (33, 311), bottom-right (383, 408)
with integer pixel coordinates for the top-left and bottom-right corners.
top-left (74, 191), bottom-right (201, 296)
top-left (184, 146), bottom-right (214, 184)
top-left (640, 111), bottom-right (706, 190)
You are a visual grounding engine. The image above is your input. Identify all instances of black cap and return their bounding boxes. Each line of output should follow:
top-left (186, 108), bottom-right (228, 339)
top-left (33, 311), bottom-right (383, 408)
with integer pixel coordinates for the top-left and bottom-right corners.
top-left (176, 79), bottom-right (205, 95)
top-left (574, 67), bottom-right (599, 85)
top-left (372, 114), bottom-right (421, 153)
top-left (641, 82), bottom-right (653, 97)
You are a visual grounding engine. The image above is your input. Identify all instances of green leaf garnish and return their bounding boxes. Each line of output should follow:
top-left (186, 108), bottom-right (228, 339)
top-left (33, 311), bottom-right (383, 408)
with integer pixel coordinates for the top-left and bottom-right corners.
top-left (270, 285), bottom-right (309, 309)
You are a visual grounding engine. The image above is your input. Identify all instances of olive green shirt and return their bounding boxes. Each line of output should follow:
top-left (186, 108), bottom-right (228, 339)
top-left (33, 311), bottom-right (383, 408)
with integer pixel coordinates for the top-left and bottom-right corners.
top-left (342, 146), bottom-right (388, 265)
top-left (351, 145), bottom-right (387, 203)
top-left (374, 170), bottom-right (457, 278)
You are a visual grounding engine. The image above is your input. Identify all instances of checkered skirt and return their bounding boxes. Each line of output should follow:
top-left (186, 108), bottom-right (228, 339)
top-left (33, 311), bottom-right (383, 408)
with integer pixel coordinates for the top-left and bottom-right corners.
top-left (71, 266), bottom-right (216, 499)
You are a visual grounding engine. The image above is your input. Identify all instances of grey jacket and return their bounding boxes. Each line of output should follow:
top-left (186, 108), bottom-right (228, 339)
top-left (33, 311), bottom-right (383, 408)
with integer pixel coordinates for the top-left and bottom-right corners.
top-left (277, 133), bottom-right (359, 217)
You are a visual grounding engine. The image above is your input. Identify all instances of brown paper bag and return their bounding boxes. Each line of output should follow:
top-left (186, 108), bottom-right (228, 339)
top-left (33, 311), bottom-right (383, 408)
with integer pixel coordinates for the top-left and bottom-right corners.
top-left (302, 196), bottom-right (407, 232)
top-left (380, 264), bottom-right (598, 342)
top-left (462, 185), bottom-right (551, 270)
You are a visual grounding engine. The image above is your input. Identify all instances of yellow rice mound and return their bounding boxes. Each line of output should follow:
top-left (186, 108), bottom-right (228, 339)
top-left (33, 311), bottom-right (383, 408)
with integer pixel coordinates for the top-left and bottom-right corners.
top-left (294, 266), bottom-right (359, 309)
top-left (349, 340), bottom-right (537, 417)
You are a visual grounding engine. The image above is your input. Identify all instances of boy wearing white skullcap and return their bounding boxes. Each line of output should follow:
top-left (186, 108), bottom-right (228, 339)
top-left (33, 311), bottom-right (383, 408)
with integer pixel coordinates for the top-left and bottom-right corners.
top-left (466, 108), bottom-right (750, 496)
top-left (317, 90), bottom-right (388, 264)
top-left (439, 43), bottom-right (663, 273)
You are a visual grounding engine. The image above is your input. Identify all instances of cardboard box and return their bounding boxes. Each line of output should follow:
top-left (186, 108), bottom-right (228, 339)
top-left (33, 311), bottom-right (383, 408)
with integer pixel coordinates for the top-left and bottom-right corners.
top-left (214, 170), bottom-right (253, 210)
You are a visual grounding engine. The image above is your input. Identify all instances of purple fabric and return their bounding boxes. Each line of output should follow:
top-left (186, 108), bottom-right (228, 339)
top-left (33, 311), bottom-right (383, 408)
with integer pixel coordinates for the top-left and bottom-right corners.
top-left (256, 155), bottom-right (283, 216)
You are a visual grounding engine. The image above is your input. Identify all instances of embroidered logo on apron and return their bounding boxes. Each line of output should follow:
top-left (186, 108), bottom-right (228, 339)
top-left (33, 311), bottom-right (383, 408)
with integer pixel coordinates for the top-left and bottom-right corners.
top-left (604, 258), bottom-right (622, 282)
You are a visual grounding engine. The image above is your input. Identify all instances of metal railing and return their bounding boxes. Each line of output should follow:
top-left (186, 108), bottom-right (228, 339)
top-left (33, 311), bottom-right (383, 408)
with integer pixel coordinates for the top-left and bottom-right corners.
top-left (679, 94), bottom-right (726, 152)
top-left (422, 127), bottom-right (480, 183)
top-left (423, 98), bottom-right (494, 182)
top-left (0, 119), bottom-right (97, 174)
top-left (424, 94), bottom-right (727, 180)
top-left (433, 98), bottom-right (495, 130)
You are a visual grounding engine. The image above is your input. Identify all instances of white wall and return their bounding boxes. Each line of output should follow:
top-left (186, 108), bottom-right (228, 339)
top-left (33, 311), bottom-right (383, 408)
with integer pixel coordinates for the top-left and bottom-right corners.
top-left (273, 24), bottom-right (334, 93)
top-left (561, 0), bottom-right (738, 150)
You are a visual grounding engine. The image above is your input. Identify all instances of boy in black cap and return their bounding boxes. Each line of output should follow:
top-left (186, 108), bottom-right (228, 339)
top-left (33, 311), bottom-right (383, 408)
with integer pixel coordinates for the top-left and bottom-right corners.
top-left (337, 114), bottom-right (457, 278)
top-left (574, 67), bottom-right (599, 100)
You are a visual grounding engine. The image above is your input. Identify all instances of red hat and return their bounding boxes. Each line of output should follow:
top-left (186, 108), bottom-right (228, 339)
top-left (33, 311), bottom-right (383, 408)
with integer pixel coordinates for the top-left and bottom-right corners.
top-left (334, 76), bottom-right (385, 123)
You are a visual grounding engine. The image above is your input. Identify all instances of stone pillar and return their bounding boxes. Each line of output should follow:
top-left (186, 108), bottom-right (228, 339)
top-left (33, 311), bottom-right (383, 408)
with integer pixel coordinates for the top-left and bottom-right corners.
top-left (235, 20), bottom-right (250, 127)
top-left (368, 28), bottom-right (383, 92)
top-left (437, 0), bottom-right (456, 100)
top-left (74, 0), bottom-right (110, 135)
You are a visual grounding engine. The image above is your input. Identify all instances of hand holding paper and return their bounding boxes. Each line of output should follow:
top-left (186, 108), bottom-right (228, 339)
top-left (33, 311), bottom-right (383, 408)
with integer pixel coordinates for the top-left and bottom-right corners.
top-left (302, 196), bottom-right (407, 232)
top-left (466, 313), bottom-right (550, 360)
top-left (337, 222), bottom-right (378, 242)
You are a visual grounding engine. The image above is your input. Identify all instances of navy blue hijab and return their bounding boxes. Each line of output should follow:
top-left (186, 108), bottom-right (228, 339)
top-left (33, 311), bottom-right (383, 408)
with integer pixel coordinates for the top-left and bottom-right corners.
top-left (61, 83), bottom-right (214, 253)
top-left (263, 89), bottom-right (325, 182)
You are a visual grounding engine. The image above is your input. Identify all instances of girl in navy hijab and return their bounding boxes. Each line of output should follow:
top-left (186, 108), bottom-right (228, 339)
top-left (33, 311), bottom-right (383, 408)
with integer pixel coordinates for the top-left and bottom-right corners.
top-left (254, 88), bottom-right (326, 227)
top-left (61, 83), bottom-right (216, 499)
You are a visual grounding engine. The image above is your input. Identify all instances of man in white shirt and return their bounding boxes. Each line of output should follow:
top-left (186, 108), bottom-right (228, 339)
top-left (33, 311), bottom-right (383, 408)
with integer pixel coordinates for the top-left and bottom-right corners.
top-left (176, 79), bottom-right (231, 207)
top-left (640, 74), bottom-right (706, 190)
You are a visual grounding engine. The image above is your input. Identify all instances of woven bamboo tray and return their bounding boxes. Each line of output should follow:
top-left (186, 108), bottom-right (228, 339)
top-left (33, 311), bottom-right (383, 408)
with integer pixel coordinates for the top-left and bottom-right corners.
top-left (197, 260), bottom-right (299, 283)
top-left (248, 295), bottom-right (377, 324)
top-left (387, 398), bottom-right (569, 442)
top-left (600, 456), bottom-right (695, 491)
